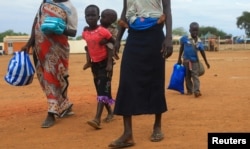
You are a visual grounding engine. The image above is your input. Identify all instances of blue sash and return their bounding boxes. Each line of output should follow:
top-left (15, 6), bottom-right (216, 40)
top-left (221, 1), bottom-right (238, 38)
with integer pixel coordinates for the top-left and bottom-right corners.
top-left (129, 17), bottom-right (158, 30)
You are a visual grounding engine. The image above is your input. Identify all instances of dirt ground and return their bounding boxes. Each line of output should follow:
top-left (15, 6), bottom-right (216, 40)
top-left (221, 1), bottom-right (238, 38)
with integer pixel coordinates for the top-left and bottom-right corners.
top-left (0, 48), bottom-right (249, 149)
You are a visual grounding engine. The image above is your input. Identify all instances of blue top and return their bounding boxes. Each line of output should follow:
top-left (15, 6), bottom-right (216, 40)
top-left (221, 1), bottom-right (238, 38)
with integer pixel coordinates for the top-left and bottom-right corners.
top-left (180, 35), bottom-right (204, 62)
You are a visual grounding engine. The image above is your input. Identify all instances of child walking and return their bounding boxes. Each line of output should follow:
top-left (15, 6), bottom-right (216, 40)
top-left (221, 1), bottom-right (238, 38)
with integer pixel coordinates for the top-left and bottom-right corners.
top-left (82, 4), bottom-right (116, 129)
top-left (83, 9), bottom-right (119, 71)
top-left (177, 22), bottom-right (210, 97)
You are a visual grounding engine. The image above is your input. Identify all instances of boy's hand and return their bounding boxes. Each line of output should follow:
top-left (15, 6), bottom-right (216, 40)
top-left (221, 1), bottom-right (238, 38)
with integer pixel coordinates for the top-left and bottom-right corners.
top-left (177, 59), bottom-right (182, 65)
top-left (114, 41), bottom-right (121, 53)
top-left (99, 39), bottom-right (108, 45)
top-left (83, 26), bottom-right (89, 31)
top-left (206, 62), bottom-right (210, 69)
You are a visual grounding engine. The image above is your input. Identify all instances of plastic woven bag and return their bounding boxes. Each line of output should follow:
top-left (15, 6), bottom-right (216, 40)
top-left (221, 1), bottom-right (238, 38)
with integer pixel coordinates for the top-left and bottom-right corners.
top-left (198, 61), bottom-right (205, 76)
top-left (4, 51), bottom-right (35, 86)
top-left (41, 16), bottom-right (66, 34)
top-left (167, 63), bottom-right (186, 94)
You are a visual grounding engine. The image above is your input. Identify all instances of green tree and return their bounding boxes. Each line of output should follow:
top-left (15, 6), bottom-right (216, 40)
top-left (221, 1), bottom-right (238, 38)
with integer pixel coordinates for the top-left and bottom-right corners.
top-left (76, 36), bottom-right (82, 40)
top-left (237, 11), bottom-right (250, 36)
top-left (199, 26), bottom-right (229, 39)
top-left (172, 27), bottom-right (187, 36)
top-left (0, 30), bottom-right (28, 42)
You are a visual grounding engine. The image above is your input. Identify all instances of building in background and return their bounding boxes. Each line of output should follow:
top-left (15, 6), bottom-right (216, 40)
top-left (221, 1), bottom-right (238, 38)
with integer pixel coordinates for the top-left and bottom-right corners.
top-left (3, 36), bottom-right (86, 55)
top-left (3, 36), bottom-right (30, 54)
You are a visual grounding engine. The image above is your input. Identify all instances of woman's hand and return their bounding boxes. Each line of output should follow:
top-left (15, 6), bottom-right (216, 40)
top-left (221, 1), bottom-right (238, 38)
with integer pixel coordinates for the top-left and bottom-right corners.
top-left (21, 45), bottom-right (31, 53)
top-left (161, 38), bottom-right (173, 59)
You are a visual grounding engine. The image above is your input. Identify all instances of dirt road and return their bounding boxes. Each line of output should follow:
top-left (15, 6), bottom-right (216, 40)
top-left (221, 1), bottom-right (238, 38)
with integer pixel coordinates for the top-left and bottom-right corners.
top-left (0, 49), bottom-right (249, 149)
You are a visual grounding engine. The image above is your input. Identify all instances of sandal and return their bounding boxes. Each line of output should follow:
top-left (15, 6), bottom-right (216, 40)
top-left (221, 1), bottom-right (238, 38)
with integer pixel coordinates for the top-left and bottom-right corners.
top-left (108, 139), bottom-right (135, 148)
top-left (60, 104), bottom-right (73, 118)
top-left (87, 119), bottom-right (101, 129)
top-left (102, 115), bottom-right (114, 123)
top-left (150, 131), bottom-right (164, 142)
top-left (194, 92), bottom-right (202, 98)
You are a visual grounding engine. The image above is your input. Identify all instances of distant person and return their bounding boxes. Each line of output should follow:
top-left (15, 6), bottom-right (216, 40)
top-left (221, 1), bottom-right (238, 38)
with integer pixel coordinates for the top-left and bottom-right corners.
top-left (21, 0), bottom-right (78, 128)
top-left (82, 5), bottom-right (115, 129)
top-left (108, 0), bottom-right (173, 148)
top-left (177, 22), bottom-right (210, 97)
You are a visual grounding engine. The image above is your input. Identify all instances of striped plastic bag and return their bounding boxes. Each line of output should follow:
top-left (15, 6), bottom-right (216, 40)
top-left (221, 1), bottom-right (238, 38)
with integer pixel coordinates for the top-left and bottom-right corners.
top-left (4, 51), bottom-right (35, 86)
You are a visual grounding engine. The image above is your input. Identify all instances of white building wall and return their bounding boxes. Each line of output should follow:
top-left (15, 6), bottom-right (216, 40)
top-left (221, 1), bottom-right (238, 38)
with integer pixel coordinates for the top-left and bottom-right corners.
top-left (68, 40), bottom-right (86, 54)
top-left (2, 35), bottom-right (87, 54)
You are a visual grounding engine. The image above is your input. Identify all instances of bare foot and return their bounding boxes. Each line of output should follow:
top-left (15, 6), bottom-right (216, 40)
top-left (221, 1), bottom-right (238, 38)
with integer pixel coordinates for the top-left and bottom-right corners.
top-left (41, 113), bottom-right (55, 128)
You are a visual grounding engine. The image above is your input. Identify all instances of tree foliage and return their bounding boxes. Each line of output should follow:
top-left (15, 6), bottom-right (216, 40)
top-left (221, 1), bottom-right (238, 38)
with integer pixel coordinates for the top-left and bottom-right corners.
top-left (0, 30), bottom-right (28, 42)
top-left (172, 26), bottom-right (230, 39)
top-left (199, 26), bottom-right (230, 39)
top-left (172, 27), bottom-right (188, 36)
top-left (237, 11), bottom-right (250, 36)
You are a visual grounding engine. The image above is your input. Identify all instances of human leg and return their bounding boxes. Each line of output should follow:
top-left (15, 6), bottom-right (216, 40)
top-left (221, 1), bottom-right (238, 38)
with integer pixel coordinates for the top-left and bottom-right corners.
top-left (108, 115), bottom-right (135, 148)
top-left (88, 61), bottom-right (115, 128)
top-left (105, 47), bottom-right (114, 72)
top-left (150, 113), bottom-right (164, 142)
top-left (34, 49), bottom-right (73, 127)
top-left (103, 103), bottom-right (114, 123)
top-left (192, 62), bottom-right (202, 97)
top-left (87, 101), bottom-right (104, 129)
top-left (183, 61), bottom-right (193, 94)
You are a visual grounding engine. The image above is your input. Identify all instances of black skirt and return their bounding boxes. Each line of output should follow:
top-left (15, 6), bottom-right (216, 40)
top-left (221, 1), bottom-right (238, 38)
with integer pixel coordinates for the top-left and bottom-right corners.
top-left (114, 24), bottom-right (167, 115)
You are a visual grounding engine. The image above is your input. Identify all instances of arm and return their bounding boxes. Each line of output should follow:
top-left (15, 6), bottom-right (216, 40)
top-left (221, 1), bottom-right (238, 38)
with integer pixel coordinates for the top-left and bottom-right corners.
top-left (161, 0), bottom-right (173, 59)
top-left (200, 50), bottom-right (210, 69)
top-left (99, 37), bottom-right (115, 45)
top-left (63, 29), bottom-right (77, 37)
top-left (64, 5), bottom-right (78, 37)
top-left (113, 0), bottom-right (127, 53)
top-left (177, 44), bottom-right (184, 64)
top-left (21, 16), bottom-right (37, 53)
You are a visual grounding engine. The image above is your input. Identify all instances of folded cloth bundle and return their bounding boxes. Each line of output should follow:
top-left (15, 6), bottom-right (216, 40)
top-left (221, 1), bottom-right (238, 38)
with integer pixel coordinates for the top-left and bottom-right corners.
top-left (41, 16), bottom-right (66, 34)
top-left (4, 51), bottom-right (35, 86)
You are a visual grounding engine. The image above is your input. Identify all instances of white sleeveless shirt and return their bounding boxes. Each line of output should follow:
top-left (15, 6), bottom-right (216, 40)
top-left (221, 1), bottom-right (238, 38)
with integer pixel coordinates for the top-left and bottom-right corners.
top-left (126, 0), bottom-right (163, 24)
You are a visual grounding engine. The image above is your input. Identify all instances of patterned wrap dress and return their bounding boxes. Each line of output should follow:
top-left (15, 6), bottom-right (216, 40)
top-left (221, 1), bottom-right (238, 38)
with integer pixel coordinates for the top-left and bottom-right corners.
top-left (33, 0), bottom-right (78, 116)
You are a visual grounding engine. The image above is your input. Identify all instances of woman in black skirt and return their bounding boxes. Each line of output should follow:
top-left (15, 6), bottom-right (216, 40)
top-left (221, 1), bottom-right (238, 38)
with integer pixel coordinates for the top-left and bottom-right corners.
top-left (109, 0), bottom-right (173, 148)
